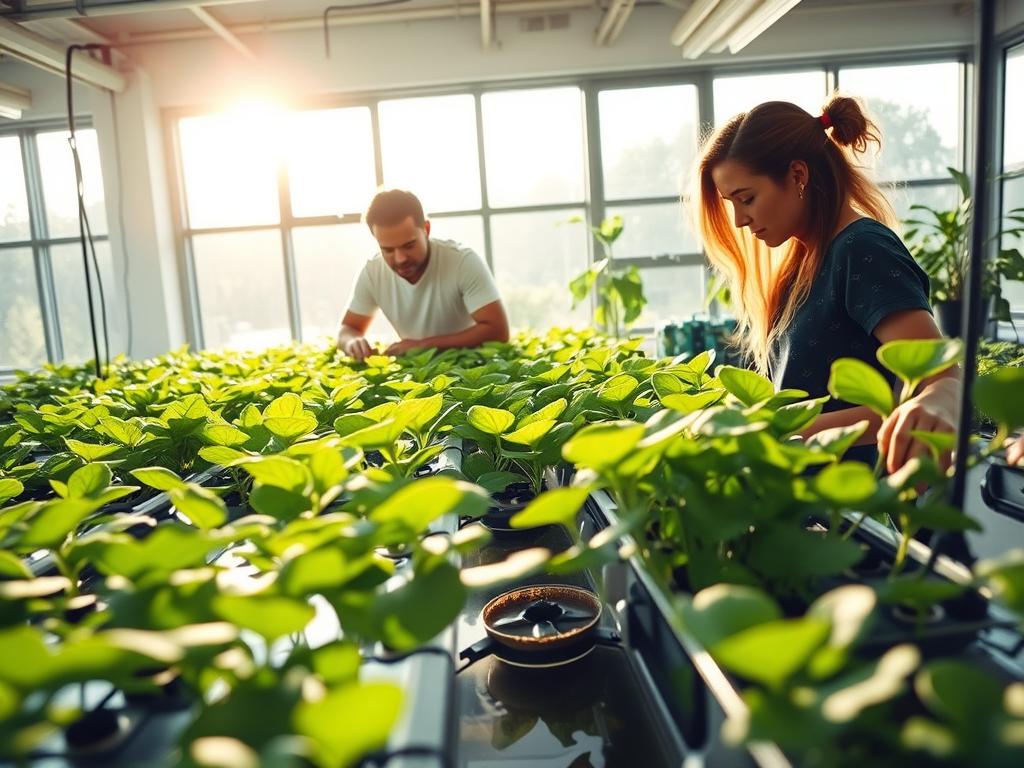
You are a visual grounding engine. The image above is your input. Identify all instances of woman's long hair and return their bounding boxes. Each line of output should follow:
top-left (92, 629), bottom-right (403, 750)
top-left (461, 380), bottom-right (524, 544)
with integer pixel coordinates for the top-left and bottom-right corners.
top-left (693, 94), bottom-right (897, 375)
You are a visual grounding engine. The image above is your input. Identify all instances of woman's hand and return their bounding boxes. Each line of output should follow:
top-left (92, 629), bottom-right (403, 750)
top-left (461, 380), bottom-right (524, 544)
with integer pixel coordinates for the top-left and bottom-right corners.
top-left (1006, 435), bottom-right (1024, 466)
top-left (877, 377), bottom-right (960, 474)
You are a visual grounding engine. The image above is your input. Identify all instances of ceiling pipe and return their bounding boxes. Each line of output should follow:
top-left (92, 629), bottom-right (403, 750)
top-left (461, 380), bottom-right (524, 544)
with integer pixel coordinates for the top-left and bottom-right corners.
top-left (115, 0), bottom-right (596, 46)
top-left (481, 0), bottom-right (493, 49)
top-left (0, 0), bottom-right (257, 22)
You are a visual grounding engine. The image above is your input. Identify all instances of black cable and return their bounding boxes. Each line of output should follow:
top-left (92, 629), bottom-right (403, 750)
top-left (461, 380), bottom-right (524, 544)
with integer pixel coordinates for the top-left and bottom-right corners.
top-left (65, 43), bottom-right (111, 380)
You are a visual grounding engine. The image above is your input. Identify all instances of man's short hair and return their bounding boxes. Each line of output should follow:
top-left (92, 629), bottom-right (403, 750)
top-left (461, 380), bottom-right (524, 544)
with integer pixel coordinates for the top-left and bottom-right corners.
top-left (364, 189), bottom-right (426, 231)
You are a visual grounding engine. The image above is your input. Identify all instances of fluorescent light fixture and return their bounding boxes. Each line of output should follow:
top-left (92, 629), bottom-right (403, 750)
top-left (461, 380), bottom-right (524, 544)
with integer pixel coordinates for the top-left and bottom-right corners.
top-left (0, 81), bottom-right (31, 120)
top-left (670, 0), bottom-right (720, 47)
top-left (726, 0), bottom-right (801, 53)
top-left (679, 0), bottom-right (759, 59)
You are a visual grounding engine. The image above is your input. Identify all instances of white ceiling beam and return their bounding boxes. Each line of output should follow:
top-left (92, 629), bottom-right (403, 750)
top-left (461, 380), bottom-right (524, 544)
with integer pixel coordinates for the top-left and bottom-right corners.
top-left (725, 0), bottom-right (801, 53)
top-left (21, 17), bottom-right (113, 46)
top-left (0, 16), bottom-right (126, 91)
top-left (670, 0), bottom-right (720, 46)
top-left (0, 80), bottom-right (32, 120)
top-left (189, 5), bottom-right (257, 61)
top-left (678, 0), bottom-right (757, 59)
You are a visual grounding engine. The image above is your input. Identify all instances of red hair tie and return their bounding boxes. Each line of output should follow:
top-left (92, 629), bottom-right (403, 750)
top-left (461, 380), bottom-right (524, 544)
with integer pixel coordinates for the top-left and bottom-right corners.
top-left (818, 112), bottom-right (832, 130)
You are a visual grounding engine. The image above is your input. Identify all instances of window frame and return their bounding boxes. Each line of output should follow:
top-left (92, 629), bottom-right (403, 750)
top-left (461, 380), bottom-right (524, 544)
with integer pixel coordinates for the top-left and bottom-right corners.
top-left (0, 117), bottom-right (109, 374)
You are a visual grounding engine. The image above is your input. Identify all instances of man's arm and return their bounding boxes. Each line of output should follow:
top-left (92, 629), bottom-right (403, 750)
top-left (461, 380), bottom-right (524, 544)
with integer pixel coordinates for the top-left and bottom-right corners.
top-left (385, 300), bottom-right (510, 356)
top-left (336, 310), bottom-right (377, 361)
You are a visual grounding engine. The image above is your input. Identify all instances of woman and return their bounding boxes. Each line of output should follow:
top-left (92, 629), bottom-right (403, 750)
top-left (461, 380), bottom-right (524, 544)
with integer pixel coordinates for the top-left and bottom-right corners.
top-left (694, 94), bottom-right (959, 471)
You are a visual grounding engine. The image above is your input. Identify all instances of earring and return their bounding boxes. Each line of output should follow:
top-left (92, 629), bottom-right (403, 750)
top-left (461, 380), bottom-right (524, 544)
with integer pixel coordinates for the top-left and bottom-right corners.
top-left (798, 182), bottom-right (806, 199)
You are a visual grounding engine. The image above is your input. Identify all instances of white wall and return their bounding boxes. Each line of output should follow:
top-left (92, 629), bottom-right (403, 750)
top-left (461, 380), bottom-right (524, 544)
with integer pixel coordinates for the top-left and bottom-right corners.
top-left (0, 1), bottom-right (995, 359)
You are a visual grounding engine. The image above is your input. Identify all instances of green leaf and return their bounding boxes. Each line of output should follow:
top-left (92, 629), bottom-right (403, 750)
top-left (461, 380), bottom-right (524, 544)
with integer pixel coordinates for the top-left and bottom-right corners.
top-left (67, 463), bottom-right (112, 498)
top-left (308, 642), bottom-right (361, 686)
top-left (815, 462), bottom-right (878, 506)
top-left (878, 577), bottom-right (965, 611)
top-left (475, 471), bottom-right (526, 494)
top-left (503, 419), bottom-right (556, 449)
top-left (294, 682), bottom-right (402, 768)
top-left (651, 372), bottom-right (686, 399)
top-left (73, 525), bottom-right (214, 580)
top-left (197, 446), bottom-right (251, 467)
top-left (169, 486), bottom-right (227, 530)
top-left (249, 485), bottom-right (311, 520)
top-left (0, 549), bottom-right (31, 579)
top-left (562, 421), bottom-right (646, 471)
top-left (393, 394), bottom-right (443, 432)
top-left (771, 398), bottom-right (827, 435)
top-left (877, 338), bottom-right (962, 388)
top-left (806, 420), bottom-right (870, 458)
top-left (338, 418), bottom-right (407, 450)
top-left (131, 466), bottom-right (187, 492)
top-left (238, 456), bottom-right (312, 493)
top-left (718, 366), bottom-right (775, 406)
top-left (747, 526), bottom-right (864, 579)
top-left (975, 549), bottom-right (1024, 616)
top-left (213, 594), bottom-right (315, 642)
top-left (828, 358), bottom-right (894, 417)
top-left (680, 585), bottom-right (781, 650)
top-left (263, 393), bottom-right (305, 419)
top-left (467, 405), bottom-right (515, 436)
top-left (714, 618), bottom-right (831, 689)
top-left (369, 477), bottom-right (490, 532)
top-left (308, 447), bottom-right (349, 496)
top-left (597, 374), bottom-right (639, 404)
top-left (99, 416), bottom-right (146, 447)
top-left (511, 485), bottom-right (592, 529)
top-left (265, 414), bottom-right (318, 441)
top-left (200, 423), bottom-right (251, 447)
top-left (914, 660), bottom-right (1003, 727)
top-left (65, 439), bottom-right (122, 462)
top-left (661, 390), bottom-right (725, 413)
top-left (518, 398), bottom-right (568, 428)
top-left (0, 478), bottom-right (23, 506)
top-left (333, 413), bottom-right (375, 437)
top-left (974, 368), bottom-right (1024, 432)
top-left (19, 498), bottom-right (103, 549)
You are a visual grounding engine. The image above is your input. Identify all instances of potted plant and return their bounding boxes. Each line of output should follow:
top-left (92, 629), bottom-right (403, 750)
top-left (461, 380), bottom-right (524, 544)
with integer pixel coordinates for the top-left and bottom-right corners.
top-left (568, 215), bottom-right (648, 339)
top-left (903, 166), bottom-right (1024, 337)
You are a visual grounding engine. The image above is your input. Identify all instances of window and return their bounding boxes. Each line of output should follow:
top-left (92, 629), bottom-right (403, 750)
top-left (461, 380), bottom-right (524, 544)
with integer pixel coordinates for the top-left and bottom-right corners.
top-left (0, 126), bottom-right (115, 371)
top-left (1002, 44), bottom-right (1024, 315)
top-left (713, 70), bottom-right (827, 124)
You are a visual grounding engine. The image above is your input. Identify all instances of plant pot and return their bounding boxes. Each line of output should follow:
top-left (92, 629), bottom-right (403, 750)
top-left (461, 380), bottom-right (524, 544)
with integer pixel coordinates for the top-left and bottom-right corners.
top-left (935, 297), bottom-right (993, 338)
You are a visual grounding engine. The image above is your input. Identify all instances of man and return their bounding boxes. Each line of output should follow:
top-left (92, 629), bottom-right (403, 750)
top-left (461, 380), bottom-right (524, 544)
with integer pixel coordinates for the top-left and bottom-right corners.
top-left (336, 189), bottom-right (510, 360)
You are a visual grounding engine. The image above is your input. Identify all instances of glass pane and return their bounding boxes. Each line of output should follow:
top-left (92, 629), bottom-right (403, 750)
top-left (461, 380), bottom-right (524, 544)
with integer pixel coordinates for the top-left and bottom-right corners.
top-left (0, 136), bottom-right (30, 243)
top-left (0, 247), bottom-right (46, 368)
top-left (1002, 175), bottom-right (1024, 312)
top-left (490, 209), bottom-right (589, 332)
top-left (50, 242), bottom-right (126, 364)
top-left (287, 107), bottom-right (377, 218)
top-left (634, 264), bottom-right (705, 329)
top-left (291, 224), bottom-right (394, 344)
top-left (600, 85), bottom-right (699, 199)
top-left (838, 62), bottom-right (961, 181)
top-left (606, 202), bottom-right (699, 258)
top-left (429, 215), bottom-right (486, 260)
top-left (482, 88), bottom-right (585, 207)
top-left (713, 70), bottom-right (827, 124)
top-left (889, 183), bottom-right (959, 239)
top-left (379, 95), bottom-right (480, 213)
top-left (179, 112), bottom-right (280, 229)
top-left (36, 129), bottom-right (108, 238)
top-left (192, 230), bottom-right (291, 350)
top-left (1005, 44), bottom-right (1024, 170)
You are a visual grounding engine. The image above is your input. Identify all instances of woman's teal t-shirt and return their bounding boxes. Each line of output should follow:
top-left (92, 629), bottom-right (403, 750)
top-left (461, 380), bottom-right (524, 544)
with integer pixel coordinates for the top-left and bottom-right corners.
top-left (770, 218), bottom-right (932, 464)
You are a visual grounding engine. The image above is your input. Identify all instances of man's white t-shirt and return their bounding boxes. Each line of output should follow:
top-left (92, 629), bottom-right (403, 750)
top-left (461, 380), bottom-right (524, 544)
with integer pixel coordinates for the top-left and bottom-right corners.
top-left (345, 238), bottom-right (501, 340)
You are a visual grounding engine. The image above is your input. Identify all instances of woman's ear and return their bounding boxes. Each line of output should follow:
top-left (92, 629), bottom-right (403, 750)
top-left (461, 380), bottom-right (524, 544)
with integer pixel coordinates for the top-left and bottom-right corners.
top-left (789, 160), bottom-right (810, 187)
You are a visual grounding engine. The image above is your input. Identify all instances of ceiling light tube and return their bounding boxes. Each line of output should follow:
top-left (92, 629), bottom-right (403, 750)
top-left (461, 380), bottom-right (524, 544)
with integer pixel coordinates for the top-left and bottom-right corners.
top-left (680, 0), bottom-right (758, 59)
top-left (726, 0), bottom-right (801, 53)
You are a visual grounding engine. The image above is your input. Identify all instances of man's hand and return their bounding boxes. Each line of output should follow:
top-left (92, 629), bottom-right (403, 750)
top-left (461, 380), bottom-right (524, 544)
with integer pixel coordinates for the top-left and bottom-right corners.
top-left (341, 337), bottom-right (376, 361)
top-left (384, 339), bottom-right (421, 357)
top-left (877, 377), bottom-right (959, 474)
